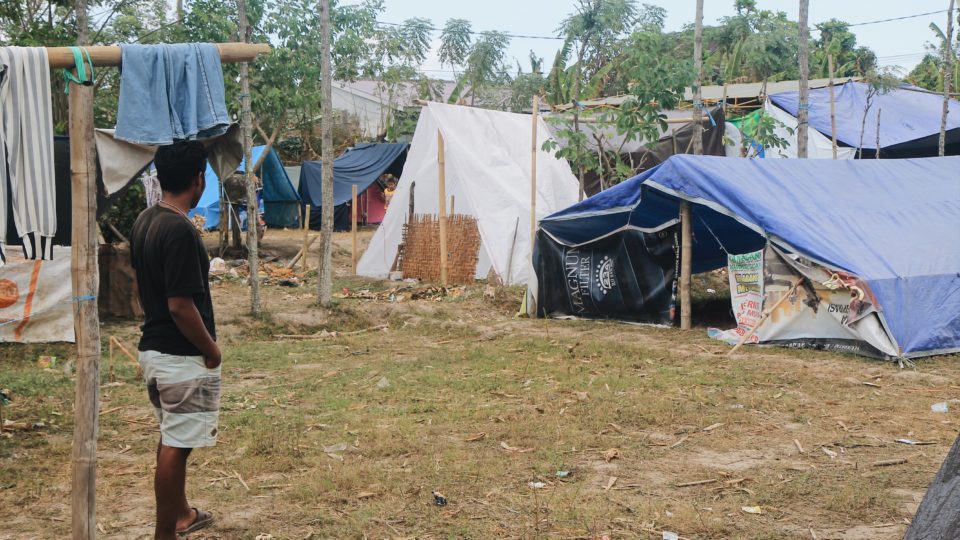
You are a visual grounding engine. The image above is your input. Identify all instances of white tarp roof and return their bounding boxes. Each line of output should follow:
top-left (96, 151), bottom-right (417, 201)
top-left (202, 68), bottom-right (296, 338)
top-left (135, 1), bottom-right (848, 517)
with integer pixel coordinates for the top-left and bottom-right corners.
top-left (357, 102), bottom-right (580, 287)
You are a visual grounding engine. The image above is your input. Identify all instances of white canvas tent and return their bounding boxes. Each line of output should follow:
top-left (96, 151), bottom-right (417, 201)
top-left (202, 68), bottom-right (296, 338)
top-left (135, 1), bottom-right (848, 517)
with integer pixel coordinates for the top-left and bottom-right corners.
top-left (357, 102), bottom-right (580, 287)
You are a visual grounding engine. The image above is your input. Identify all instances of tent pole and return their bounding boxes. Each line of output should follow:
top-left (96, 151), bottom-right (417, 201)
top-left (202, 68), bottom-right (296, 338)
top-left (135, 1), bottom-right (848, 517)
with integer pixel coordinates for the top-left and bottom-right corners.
top-left (437, 130), bottom-right (448, 286)
top-left (828, 54), bottom-right (838, 159)
top-left (679, 202), bottom-right (692, 330)
top-left (691, 0), bottom-right (704, 155)
top-left (351, 184), bottom-right (358, 274)
top-left (302, 205), bottom-right (311, 273)
top-left (530, 94), bottom-right (538, 261)
top-left (940, 0), bottom-right (956, 157)
top-left (450, 195), bottom-right (455, 216)
top-left (875, 108), bottom-right (882, 159)
top-left (238, 0), bottom-right (260, 315)
top-left (797, 0), bottom-right (810, 159)
top-left (69, 1), bottom-right (100, 536)
top-left (729, 280), bottom-right (802, 356)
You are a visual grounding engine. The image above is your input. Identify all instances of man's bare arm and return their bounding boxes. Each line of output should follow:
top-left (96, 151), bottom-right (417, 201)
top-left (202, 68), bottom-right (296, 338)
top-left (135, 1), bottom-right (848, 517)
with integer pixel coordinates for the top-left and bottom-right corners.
top-left (167, 296), bottom-right (221, 368)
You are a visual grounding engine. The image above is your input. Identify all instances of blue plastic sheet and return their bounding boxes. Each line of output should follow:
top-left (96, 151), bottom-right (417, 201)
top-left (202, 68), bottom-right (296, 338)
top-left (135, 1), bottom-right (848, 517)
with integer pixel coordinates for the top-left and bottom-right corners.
top-left (770, 81), bottom-right (960, 150)
top-left (542, 154), bottom-right (960, 356)
top-left (299, 143), bottom-right (408, 207)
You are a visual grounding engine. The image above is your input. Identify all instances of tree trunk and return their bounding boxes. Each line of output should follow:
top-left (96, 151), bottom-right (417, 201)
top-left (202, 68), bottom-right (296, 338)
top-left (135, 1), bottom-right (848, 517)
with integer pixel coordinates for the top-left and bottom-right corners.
top-left (692, 0), bottom-right (704, 156)
top-left (682, 0), bottom-right (704, 332)
top-left (797, 0), bottom-right (810, 158)
top-left (573, 40), bottom-right (588, 200)
top-left (238, 0), bottom-right (261, 315)
top-left (317, 0), bottom-right (334, 306)
top-left (70, 1), bottom-right (101, 538)
top-left (828, 54), bottom-right (838, 158)
top-left (940, 0), bottom-right (956, 157)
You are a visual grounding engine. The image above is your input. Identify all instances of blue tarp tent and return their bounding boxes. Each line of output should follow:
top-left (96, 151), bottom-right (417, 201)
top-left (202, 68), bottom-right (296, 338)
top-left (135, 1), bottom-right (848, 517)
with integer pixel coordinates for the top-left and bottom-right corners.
top-left (191, 146), bottom-right (300, 230)
top-left (299, 143), bottom-right (408, 230)
top-left (770, 81), bottom-right (960, 155)
top-left (539, 154), bottom-right (960, 359)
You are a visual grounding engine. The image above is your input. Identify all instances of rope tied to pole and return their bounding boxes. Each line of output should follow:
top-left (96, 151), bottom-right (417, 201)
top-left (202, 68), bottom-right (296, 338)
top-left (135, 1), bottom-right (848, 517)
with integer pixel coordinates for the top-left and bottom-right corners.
top-left (61, 47), bottom-right (94, 94)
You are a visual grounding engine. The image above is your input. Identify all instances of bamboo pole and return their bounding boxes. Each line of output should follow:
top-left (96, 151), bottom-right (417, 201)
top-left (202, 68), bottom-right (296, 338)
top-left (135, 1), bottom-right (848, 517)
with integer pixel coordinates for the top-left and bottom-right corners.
top-left (682, 0), bottom-right (703, 331)
top-left (302, 205), bottom-right (311, 272)
top-left (691, 0), bottom-right (704, 155)
top-left (679, 202), bottom-right (692, 330)
top-left (238, 0), bottom-right (260, 316)
top-left (875, 108), bottom-right (882, 159)
top-left (45, 42), bottom-right (271, 68)
top-left (530, 94), bottom-right (539, 261)
top-left (828, 54), bottom-right (838, 159)
top-left (437, 130), bottom-right (449, 286)
top-left (351, 184), bottom-right (358, 274)
top-left (940, 0), bottom-right (956, 157)
top-left (449, 195), bottom-right (455, 215)
top-left (797, 0), bottom-right (810, 158)
top-left (69, 1), bottom-right (99, 538)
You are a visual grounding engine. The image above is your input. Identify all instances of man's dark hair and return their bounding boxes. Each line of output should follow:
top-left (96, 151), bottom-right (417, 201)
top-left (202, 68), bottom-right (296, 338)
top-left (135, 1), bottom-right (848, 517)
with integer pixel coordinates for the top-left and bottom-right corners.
top-left (154, 141), bottom-right (208, 194)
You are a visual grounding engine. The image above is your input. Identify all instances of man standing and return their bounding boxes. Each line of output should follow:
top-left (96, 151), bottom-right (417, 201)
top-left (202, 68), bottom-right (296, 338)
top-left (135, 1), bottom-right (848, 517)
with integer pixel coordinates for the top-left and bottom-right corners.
top-left (130, 141), bottom-right (220, 538)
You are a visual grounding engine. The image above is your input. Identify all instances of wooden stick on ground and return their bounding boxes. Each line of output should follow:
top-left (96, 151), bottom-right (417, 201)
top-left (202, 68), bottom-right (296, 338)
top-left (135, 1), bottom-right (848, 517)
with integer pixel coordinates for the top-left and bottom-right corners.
top-left (728, 279), bottom-right (803, 356)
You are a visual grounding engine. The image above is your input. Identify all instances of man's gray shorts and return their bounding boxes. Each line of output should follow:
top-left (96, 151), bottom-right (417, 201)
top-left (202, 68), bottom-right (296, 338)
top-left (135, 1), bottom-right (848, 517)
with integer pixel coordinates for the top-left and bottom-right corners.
top-left (139, 350), bottom-right (221, 448)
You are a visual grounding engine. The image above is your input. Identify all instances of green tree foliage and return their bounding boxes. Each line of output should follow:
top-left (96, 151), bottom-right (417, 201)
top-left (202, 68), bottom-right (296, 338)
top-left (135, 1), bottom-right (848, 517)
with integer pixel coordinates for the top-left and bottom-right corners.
top-left (906, 20), bottom-right (960, 92)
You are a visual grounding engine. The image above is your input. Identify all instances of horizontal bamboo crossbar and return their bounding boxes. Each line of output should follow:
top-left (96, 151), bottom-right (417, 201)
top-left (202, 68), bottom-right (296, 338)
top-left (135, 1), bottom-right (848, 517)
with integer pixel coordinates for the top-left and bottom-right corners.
top-left (46, 42), bottom-right (271, 68)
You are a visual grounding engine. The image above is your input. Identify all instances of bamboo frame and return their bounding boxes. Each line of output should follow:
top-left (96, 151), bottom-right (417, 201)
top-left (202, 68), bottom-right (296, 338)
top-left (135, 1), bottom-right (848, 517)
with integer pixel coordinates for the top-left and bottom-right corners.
top-left (55, 40), bottom-right (270, 540)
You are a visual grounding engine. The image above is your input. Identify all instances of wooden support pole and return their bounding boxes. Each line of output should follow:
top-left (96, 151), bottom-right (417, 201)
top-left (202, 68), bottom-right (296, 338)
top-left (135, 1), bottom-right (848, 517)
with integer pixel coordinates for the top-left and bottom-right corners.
top-left (679, 202), bottom-right (692, 330)
top-left (351, 184), bottom-right (358, 274)
top-left (302, 204), bottom-right (311, 272)
top-left (797, 0), bottom-right (810, 158)
top-left (238, 0), bottom-right (260, 316)
top-left (530, 94), bottom-right (539, 260)
top-left (875, 108), bottom-right (882, 159)
top-left (449, 195), bottom-right (455, 216)
top-left (828, 54), bottom-right (838, 159)
top-left (46, 42), bottom-right (271, 68)
top-left (940, 0), bottom-right (956, 157)
top-left (69, 1), bottom-right (99, 537)
top-left (437, 130), bottom-right (449, 286)
top-left (691, 0), bottom-right (704, 155)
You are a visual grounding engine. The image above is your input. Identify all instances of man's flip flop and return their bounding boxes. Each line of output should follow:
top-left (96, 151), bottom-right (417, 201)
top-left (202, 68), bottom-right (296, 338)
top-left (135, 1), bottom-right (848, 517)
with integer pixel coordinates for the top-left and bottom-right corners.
top-left (177, 508), bottom-right (214, 536)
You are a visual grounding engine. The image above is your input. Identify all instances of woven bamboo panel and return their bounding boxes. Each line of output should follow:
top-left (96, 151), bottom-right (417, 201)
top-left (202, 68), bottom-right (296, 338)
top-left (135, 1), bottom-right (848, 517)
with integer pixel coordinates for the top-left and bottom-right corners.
top-left (399, 214), bottom-right (480, 284)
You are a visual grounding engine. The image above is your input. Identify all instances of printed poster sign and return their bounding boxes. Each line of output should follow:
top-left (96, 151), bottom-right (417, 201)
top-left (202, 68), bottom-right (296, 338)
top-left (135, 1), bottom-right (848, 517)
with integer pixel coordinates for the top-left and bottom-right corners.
top-left (0, 248), bottom-right (75, 343)
top-left (708, 250), bottom-right (764, 344)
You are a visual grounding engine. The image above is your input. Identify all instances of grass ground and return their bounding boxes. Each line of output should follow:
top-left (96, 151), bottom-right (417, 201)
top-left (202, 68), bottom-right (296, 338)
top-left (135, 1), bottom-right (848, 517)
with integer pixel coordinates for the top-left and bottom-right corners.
top-left (1, 229), bottom-right (958, 539)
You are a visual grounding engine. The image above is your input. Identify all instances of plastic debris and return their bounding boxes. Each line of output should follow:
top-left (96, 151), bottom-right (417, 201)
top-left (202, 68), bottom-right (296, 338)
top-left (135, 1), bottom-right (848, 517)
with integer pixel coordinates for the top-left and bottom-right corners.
top-left (37, 356), bottom-right (57, 369)
top-left (663, 532), bottom-right (679, 540)
top-left (432, 490), bottom-right (447, 506)
top-left (741, 506), bottom-right (763, 515)
top-left (528, 481), bottom-right (546, 489)
top-left (376, 377), bottom-right (390, 389)
top-left (209, 257), bottom-right (227, 273)
top-left (555, 470), bottom-right (572, 478)
top-left (932, 402), bottom-right (949, 413)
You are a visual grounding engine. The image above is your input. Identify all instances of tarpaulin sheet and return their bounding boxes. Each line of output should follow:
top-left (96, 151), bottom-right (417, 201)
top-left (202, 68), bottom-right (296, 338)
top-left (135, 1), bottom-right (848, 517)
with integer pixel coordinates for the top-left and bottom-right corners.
top-left (541, 154), bottom-right (960, 357)
top-left (192, 145), bottom-right (300, 229)
top-left (535, 227), bottom-right (678, 323)
top-left (906, 434), bottom-right (960, 539)
top-left (770, 81), bottom-right (960, 150)
top-left (299, 143), bottom-right (408, 207)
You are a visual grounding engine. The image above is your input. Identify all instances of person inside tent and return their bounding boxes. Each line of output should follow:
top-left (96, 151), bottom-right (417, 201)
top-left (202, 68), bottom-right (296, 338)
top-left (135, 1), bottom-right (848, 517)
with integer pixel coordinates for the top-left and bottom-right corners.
top-left (383, 174), bottom-right (397, 209)
top-left (130, 141), bottom-right (220, 538)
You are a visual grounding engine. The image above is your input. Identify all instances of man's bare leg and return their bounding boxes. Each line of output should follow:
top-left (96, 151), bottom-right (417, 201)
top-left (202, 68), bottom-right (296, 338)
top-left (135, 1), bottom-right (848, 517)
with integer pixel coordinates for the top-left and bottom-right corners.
top-left (154, 442), bottom-right (195, 539)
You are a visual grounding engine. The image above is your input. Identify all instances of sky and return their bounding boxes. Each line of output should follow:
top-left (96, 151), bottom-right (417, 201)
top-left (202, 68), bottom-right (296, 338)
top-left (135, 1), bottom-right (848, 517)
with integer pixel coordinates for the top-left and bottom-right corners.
top-left (354, 0), bottom-right (956, 80)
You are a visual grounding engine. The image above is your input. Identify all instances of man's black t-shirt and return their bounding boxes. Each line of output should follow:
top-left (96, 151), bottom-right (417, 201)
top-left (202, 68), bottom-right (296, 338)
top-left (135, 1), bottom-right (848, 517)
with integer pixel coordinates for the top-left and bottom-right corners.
top-left (130, 204), bottom-right (216, 355)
